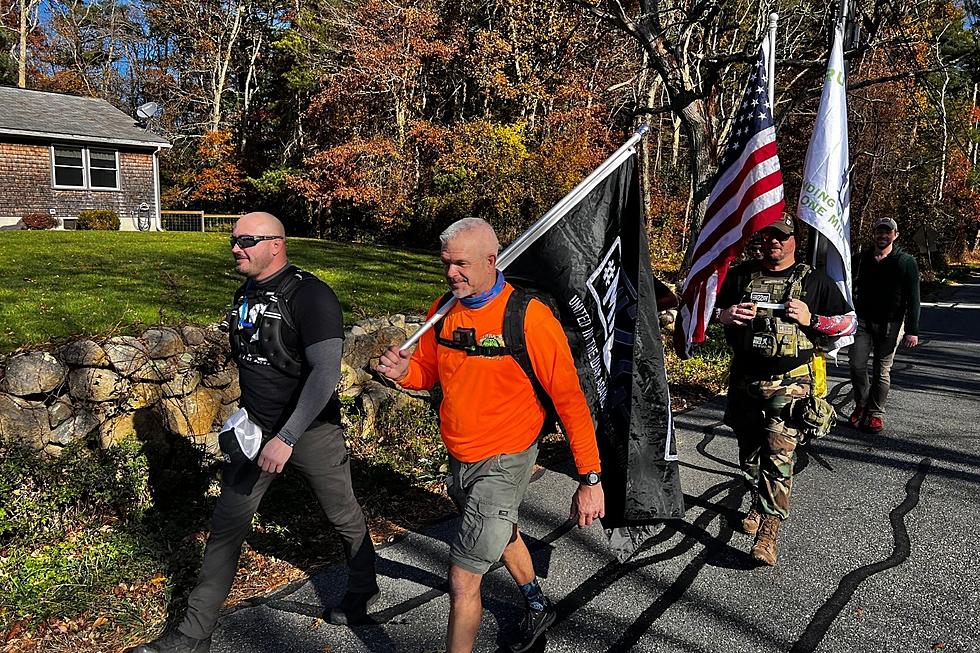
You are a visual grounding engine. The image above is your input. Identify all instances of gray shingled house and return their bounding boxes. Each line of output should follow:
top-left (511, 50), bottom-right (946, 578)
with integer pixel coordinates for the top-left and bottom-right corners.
top-left (0, 86), bottom-right (171, 230)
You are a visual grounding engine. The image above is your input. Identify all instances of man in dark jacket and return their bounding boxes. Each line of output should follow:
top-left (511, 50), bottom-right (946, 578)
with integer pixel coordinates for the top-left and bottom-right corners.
top-left (848, 217), bottom-right (921, 433)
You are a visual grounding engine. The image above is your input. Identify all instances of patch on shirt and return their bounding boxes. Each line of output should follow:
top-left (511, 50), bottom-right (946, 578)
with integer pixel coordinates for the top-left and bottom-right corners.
top-left (750, 291), bottom-right (771, 303)
top-left (479, 333), bottom-right (504, 347)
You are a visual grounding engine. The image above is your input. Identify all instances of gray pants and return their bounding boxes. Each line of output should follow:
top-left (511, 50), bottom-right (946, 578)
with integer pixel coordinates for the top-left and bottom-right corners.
top-left (179, 423), bottom-right (377, 640)
top-left (849, 319), bottom-right (904, 418)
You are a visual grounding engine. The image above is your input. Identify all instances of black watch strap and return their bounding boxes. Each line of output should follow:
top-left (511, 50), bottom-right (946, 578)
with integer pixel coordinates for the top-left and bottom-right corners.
top-left (580, 471), bottom-right (601, 486)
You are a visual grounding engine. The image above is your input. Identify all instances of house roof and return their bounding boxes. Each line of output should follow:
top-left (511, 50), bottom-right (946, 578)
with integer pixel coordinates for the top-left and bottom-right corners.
top-left (0, 86), bottom-right (171, 148)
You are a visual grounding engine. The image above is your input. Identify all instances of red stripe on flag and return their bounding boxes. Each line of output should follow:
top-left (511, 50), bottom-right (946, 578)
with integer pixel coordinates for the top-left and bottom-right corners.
top-left (682, 170), bottom-right (784, 301)
top-left (702, 140), bottom-right (779, 227)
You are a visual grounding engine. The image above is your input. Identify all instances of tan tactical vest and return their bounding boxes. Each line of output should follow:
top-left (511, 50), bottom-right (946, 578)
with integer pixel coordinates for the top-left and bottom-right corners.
top-left (740, 263), bottom-right (815, 358)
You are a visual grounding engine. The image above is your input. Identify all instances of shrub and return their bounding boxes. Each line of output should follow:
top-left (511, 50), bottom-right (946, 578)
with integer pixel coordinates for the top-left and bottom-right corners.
top-left (663, 323), bottom-right (732, 398)
top-left (349, 397), bottom-right (445, 482)
top-left (0, 439), bottom-right (153, 541)
top-left (0, 439), bottom-right (156, 627)
top-left (77, 208), bottom-right (120, 230)
top-left (22, 213), bottom-right (59, 230)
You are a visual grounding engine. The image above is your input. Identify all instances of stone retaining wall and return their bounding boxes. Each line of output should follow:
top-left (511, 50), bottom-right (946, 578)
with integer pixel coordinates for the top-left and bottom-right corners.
top-left (0, 315), bottom-right (430, 457)
top-left (0, 306), bottom-right (678, 457)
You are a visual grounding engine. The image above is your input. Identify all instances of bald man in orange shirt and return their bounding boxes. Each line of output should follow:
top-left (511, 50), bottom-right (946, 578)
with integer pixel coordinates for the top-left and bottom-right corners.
top-left (378, 217), bottom-right (604, 653)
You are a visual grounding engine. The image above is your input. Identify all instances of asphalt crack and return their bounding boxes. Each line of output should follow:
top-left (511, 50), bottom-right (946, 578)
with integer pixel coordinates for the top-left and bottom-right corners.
top-left (789, 457), bottom-right (932, 653)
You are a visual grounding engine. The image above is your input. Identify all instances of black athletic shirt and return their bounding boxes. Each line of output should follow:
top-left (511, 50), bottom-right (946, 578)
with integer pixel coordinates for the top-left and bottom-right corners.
top-left (717, 261), bottom-right (851, 378)
top-left (232, 265), bottom-right (343, 433)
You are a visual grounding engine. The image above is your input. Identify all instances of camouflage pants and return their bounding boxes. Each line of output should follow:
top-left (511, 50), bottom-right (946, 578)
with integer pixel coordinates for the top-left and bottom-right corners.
top-left (724, 372), bottom-right (811, 520)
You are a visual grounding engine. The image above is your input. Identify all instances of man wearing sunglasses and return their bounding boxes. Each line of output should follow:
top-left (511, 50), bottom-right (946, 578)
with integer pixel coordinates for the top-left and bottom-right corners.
top-left (714, 213), bottom-right (855, 567)
top-left (135, 212), bottom-right (378, 653)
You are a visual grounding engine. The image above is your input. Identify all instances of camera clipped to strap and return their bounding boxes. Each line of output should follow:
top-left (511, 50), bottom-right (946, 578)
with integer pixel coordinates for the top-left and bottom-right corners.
top-left (451, 327), bottom-right (478, 350)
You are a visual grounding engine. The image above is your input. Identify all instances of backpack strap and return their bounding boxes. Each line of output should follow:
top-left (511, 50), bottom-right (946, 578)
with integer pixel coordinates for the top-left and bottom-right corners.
top-left (433, 291), bottom-right (454, 343)
top-left (502, 287), bottom-right (560, 430)
top-left (254, 266), bottom-right (310, 377)
top-left (270, 267), bottom-right (309, 332)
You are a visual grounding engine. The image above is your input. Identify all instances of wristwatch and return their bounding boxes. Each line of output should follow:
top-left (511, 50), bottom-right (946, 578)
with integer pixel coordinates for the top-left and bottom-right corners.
top-left (580, 471), bottom-right (601, 486)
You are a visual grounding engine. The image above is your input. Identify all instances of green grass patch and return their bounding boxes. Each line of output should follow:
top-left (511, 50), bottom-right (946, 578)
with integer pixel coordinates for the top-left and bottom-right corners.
top-left (0, 231), bottom-right (444, 352)
top-left (1, 528), bottom-right (147, 623)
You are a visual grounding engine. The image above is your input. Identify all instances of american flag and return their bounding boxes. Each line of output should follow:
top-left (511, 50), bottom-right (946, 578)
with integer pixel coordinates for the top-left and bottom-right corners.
top-left (675, 39), bottom-right (785, 359)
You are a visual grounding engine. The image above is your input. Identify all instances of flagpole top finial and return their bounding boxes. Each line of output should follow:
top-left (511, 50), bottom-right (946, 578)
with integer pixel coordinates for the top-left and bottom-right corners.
top-left (635, 123), bottom-right (650, 137)
top-left (769, 12), bottom-right (779, 25)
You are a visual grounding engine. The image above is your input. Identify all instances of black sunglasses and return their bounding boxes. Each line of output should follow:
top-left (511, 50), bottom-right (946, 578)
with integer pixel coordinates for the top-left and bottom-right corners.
top-left (229, 235), bottom-right (283, 249)
top-left (760, 230), bottom-right (793, 242)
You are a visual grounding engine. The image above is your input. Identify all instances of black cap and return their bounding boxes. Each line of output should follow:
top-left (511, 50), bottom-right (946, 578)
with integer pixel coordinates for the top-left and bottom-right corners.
top-left (762, 214), bottom-right (795, 235)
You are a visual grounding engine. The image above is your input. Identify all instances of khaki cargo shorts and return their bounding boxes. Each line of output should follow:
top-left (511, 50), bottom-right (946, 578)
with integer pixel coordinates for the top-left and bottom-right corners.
top-left (445, 443), bottom-right (538, 575)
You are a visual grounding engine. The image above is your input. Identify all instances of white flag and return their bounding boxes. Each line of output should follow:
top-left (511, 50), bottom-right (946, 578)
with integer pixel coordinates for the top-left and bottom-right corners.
top-left (797, 22), bottom-right (855, 354)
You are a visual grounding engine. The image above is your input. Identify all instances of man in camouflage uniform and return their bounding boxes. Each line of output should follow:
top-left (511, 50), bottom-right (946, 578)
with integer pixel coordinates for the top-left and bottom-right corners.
top-left (715, 214), bottom-right (854, 566)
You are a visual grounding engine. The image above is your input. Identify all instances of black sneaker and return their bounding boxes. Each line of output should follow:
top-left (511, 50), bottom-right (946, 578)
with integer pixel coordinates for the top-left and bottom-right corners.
top-left (508, 605), bottom-right (557, 653)
top-left (130, 630), bottom-right (211, 653)
top-left (326, 588), bottom-right (381, 625)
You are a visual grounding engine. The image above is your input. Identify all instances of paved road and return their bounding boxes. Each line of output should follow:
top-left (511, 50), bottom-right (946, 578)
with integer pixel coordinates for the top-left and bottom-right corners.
top-left (210, 273), bottom-right (980, 653)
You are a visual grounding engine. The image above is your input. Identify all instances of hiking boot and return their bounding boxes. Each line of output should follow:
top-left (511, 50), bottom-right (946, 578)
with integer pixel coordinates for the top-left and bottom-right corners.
top-left (848, 406), bottom-right (865, 429)
top-left (326, 588), bottom-right (381, 625)
top-left (508, 604), bottom-right (557, 653)
top-left (864, 415), bottom-right (884, 433)
top-left (750, 515), bottom-right (782, 566)
top-left (131, 631), bottom-right (211, 653)
top-left (741, 507), bottom-right (762, 535)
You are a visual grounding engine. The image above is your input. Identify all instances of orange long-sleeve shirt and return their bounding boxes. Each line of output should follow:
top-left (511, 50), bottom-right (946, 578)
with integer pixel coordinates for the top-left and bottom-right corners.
top-left (400, 283), bottom-right (601, 475)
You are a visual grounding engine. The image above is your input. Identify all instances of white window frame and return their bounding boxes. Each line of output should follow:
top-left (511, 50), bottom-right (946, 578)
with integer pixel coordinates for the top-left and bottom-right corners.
top-left (86, 148), bottom-right (121, 191)
top-left (51, 144), bottom-right (87, 189)
top-left (50, 144), bottom-right (121, 191)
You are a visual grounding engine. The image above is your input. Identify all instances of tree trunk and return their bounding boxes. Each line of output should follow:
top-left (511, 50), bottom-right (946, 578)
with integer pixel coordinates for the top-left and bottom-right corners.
top-left (641, 71), bottom-right (660, 239)
top-left (211, 0), bottom-right (244, 133)
top-left (933, 44), bottom-right (949, 204)
top-left (970, 83), bottom-right (978, 167)
top-left (18, 0), bottom-right (27, 88)
top-left (678, 100), bottom-right (713, 272)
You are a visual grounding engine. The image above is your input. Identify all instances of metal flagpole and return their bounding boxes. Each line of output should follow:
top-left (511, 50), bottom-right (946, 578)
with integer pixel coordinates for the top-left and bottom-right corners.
top-left (812, 0), bottom-right (849, 268)
top-left (400, 123), bottom-right (650, 351)
top-left (767, 12), bottom-right (778, 104)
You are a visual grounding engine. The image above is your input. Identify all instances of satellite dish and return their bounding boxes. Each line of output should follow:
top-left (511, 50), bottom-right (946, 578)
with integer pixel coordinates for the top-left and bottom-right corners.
top-left (136, 102), bottom-right (162, 120)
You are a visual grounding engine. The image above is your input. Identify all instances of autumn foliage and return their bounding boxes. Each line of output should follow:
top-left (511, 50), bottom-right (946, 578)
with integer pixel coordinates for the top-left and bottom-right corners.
top-left (4, 0), bottom-right (978, 256)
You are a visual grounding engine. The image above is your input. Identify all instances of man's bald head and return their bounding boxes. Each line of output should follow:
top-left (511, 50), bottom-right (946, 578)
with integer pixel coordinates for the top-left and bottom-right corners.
top-left (237, 211), bottom-right (286, 238)
top-left (231, 211), bottom-right (289, 280)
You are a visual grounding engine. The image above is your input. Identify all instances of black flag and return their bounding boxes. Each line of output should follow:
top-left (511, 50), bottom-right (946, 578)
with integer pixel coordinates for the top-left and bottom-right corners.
top-left (506, 153), bottom-right (685, 559)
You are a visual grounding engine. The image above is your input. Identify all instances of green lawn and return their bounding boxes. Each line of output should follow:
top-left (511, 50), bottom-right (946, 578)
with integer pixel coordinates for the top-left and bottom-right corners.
top-left (0, 232), bottom-right (445, 352)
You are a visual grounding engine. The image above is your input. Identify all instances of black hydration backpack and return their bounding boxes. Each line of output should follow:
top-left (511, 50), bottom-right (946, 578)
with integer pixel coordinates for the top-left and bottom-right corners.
top-left (434, 286), bottom-right (563, 436)
top-left (227, 267), bottom-right (311, 377)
